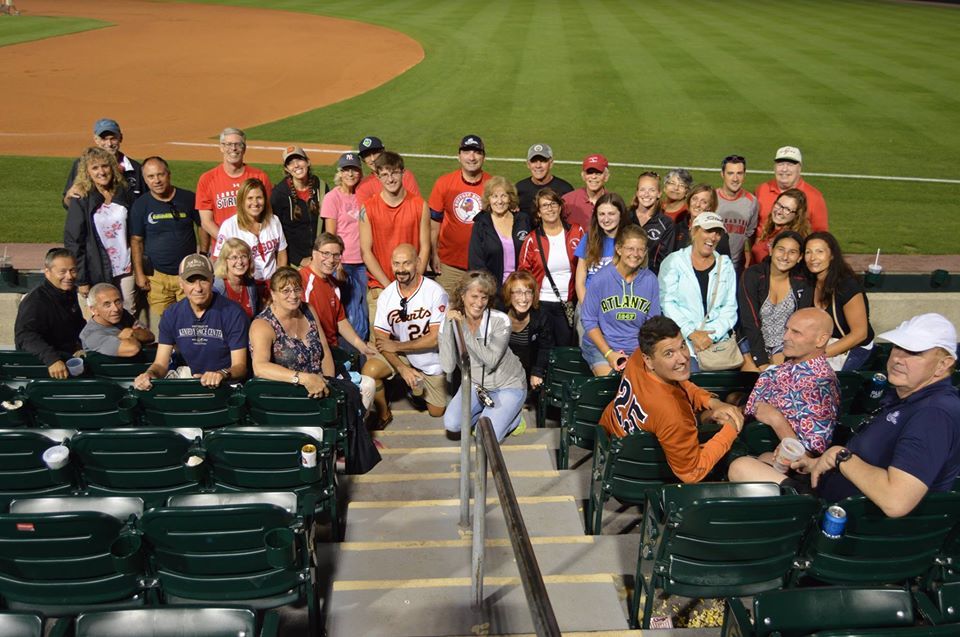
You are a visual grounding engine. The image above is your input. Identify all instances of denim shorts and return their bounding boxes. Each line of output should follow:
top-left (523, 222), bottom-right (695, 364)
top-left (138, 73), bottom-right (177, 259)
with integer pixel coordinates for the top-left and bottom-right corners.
top-left (580, 334), bottom-right (608, 369)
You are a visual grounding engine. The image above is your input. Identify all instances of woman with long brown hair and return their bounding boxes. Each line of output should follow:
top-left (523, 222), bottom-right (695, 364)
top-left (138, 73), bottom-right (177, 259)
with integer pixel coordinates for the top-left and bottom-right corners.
top-left (750, 188), bottom-right (811, 265)
top-left (271, 146), bottom-right (327, 267)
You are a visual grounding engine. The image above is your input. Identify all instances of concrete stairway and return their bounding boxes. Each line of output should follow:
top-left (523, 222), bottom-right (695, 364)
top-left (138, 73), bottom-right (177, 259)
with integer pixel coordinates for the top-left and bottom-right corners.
top-left (323, 406), bottom-right (646, 636)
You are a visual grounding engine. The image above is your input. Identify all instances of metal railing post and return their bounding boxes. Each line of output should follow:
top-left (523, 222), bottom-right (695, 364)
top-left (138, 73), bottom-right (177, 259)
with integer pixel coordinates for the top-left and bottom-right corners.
top-left (453, 321), bottom-right (472, 528)
top-left (471, 419), bottom-right (487, 608)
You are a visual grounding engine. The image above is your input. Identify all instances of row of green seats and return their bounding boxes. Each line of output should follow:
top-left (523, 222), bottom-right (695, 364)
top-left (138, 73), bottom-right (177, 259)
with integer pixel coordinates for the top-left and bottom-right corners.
top-left (0, 607), bottom-right (278, 637)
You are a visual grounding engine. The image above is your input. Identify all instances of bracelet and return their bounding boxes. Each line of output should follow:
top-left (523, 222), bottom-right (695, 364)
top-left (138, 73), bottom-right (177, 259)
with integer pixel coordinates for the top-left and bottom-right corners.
top-left (217, 368), bottom-right (231, 379)
top-left (603, 349), bottom-right (613, 359)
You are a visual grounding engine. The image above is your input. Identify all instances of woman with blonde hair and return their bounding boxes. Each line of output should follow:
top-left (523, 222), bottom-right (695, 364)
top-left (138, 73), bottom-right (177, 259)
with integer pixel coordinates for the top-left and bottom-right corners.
top-left (439, 270), bottom-right (528, 441)
top-left (64, 146), bottom-right (137, 312)
top-left (213, 238), bottom-right (261, 318)
top-left (468, 175), bottom-right (531, 294)
top-left (213, 178), bottom-right (287, 297)
top-left (749, 188), bottom-right (811, 265)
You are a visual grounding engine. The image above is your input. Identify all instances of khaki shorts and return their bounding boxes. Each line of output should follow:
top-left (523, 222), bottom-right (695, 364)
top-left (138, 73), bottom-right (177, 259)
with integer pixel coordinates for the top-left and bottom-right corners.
top-left (371, 350), bottom-right (448, 407)
top-left (367, 287), bottom-right (383, 342)
top-left (436, 263), bottom-right (467, 299)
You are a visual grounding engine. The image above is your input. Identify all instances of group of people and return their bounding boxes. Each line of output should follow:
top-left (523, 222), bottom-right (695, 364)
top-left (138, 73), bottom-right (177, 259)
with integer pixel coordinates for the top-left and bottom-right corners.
top-left (12, 119), bottom-right (960, 509)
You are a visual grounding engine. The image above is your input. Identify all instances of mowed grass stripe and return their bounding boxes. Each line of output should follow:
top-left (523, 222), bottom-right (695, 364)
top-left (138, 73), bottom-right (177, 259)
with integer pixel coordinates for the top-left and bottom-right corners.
top-left (0, 15), bottom-right (112, 48)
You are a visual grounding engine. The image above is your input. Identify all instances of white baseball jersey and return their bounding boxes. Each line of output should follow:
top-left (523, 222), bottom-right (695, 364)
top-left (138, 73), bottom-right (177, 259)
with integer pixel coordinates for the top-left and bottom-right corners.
top-left (374, 275), bottom-right (447, 375)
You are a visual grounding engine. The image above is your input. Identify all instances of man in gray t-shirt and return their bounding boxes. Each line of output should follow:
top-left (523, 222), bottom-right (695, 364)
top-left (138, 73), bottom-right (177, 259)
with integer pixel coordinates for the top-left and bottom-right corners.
top-left (80, 283), bottom-right (155, 356)
top-left (714, 154), bottom-right (758, 271)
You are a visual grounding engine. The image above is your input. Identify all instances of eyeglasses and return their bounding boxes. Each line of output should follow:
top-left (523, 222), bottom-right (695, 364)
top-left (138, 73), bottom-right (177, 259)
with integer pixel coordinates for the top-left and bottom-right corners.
top-left (317, 250), bottom-right (342, 260)
top-left (773, 202), bottom-right (798, 215)
top-left (221, 142), bottom-right (245, 149)
top-left (226, 255), bottom-right (249, 263)
top-left (511, 289), bottom-right (534, 298)
top-left (539, 201), bottom-right (560, 209)
top-left (377, 170), bottom-right (403, 180)
top-left (398, 296), bottom-right (408, 322)
top-left (665, 180), bottom-right (688, 189)
top-left (278, 286), bottom-right (303, 298)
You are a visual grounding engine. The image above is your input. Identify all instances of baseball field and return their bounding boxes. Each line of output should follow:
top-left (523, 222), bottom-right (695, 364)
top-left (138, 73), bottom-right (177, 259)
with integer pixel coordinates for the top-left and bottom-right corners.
top-left (0, 0), bottom-right (957, 254)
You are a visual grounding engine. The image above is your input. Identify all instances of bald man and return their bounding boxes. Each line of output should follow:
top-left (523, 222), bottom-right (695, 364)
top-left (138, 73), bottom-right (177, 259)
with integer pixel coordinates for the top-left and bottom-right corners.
top-left (361, 244), bottom-right (449, 426)
top-left (730, 308), bottom-right (840, 477)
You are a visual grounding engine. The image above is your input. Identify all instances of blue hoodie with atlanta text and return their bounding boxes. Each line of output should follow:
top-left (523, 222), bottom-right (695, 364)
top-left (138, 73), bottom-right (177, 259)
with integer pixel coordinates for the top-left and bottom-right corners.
top-left (581, 262), bottom-right (661, 355)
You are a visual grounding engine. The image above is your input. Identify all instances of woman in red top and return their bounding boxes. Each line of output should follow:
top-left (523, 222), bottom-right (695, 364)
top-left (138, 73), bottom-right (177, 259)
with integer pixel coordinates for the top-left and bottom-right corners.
top-left (517, 188), bottom-right (584, 346)
top-left (750, 188), bottom-right (811, 265)
top-left (213, 238), bottom-right (261, 318)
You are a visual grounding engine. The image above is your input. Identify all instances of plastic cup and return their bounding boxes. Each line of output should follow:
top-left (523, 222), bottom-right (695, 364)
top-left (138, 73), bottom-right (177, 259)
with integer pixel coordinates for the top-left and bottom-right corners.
top-left (42, 445), bottom-right (70, 469)
top-left (301, 444), bottom-right (317, 468)
top-left (772, 438), bottom-right (805, 474)
top-left (185, 455), bottom-right (204, 467)
top-left (411, 377), bottom-right (425, 397)
top-left (66, 357), bottom-right (84, 377)
top-left (867, 263), bottom-right (883, 275)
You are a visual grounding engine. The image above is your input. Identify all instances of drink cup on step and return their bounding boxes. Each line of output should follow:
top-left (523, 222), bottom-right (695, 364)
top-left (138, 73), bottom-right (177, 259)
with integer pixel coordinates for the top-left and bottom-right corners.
top-left (771, 438), bottom-right (805, 473)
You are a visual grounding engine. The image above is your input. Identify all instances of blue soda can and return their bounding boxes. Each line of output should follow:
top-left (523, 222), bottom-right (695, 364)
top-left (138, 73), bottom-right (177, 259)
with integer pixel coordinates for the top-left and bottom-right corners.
top-left (869, 373), bottom-right (887, 400)
top-left (822, 505), bottom-right (847, 539)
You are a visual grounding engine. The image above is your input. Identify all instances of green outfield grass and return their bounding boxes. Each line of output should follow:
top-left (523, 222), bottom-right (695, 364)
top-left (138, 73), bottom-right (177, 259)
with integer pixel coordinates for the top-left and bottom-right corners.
top-left (0, 14), bottom-right (110, 47)
top-left (4, 0), bottom-right (959, 253)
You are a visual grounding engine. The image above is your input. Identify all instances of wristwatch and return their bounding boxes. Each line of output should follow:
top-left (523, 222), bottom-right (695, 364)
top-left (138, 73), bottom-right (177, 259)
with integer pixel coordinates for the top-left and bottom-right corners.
top-left (217, 368), bottom-right (231, 380)
top-left (291, 373), bottom-right (300, 386)
top-left (835, 448), bottom-right (853, 471)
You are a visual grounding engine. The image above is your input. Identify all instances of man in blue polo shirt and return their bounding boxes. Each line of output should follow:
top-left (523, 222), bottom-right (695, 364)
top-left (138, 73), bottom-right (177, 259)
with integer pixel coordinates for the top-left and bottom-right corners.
top-left (731, 313), bottom-right (959, 518)
top-left (133, 254), bottom-right (249, 390)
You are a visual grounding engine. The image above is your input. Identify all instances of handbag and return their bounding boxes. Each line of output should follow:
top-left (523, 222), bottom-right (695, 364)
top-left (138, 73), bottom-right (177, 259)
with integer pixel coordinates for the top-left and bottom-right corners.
top-left (534, 230), bottom-right (576, 329)
top-left (695, 256), bottom-right (744, 371)
top-left (825, 296), bottom-right (850, 372)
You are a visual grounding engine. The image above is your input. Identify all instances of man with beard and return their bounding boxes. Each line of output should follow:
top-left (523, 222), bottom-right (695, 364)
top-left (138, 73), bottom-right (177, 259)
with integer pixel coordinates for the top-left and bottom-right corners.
top-left (599, 316), bottom-right (744, 483)
top-left (80, 283), bottom-right (155, 356)
top-left (362, 244), bottom-right (449, 427)
top-left (515, 143), bottom-right (573, 215)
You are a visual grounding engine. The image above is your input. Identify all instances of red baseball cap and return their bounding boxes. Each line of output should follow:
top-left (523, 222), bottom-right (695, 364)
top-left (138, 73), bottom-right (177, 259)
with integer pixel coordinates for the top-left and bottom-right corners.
top-left (582, 154), bottom-right (608, 172)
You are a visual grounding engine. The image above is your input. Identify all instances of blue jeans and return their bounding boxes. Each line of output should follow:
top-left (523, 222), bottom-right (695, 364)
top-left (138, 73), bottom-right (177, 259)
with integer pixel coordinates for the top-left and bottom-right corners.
top-left (444, 385), bottom-right (527, 442)
top-left (341, 263), bottom-right (368, 341)
top-left (841, 345), bottom-right (873, 371)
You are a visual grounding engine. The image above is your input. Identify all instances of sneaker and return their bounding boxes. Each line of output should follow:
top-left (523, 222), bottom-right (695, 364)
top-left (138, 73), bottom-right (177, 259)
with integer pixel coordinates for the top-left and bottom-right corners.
top-left (511, 416), bottom-right (527, 437)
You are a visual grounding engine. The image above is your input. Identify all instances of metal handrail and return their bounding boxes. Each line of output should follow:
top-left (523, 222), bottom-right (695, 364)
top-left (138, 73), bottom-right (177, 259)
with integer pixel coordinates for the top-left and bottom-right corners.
top-left (476, 417), bottom-right (560, 636)
top-left (451, 319), bottom-right (472, 528)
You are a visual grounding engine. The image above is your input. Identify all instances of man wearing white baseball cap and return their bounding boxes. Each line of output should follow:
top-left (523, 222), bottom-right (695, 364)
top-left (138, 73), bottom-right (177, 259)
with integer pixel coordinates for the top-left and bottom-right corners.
top-left (739, 312), bottom-right (959, 517)
top-left (754, 145), bottom-right (829, 234)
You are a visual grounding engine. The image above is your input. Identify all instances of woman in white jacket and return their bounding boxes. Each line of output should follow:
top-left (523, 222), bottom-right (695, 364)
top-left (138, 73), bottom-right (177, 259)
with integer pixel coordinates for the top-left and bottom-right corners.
top-left (657, 213), bottom-right (737, 371)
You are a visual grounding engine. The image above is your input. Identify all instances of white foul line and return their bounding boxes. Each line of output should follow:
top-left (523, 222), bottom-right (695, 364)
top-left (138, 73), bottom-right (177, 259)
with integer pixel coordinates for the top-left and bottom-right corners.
top-left (168, 141), bottom-right (960, 185)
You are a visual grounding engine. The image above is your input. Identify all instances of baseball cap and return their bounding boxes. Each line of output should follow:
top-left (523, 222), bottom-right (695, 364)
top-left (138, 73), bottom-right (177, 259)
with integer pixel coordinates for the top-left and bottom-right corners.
top-left (527, 143), bottom-right (553, 161)
top-left (582, 154), bottom-right (608, 172)
top-left (179, 254), bottom-right (214, 281)
top-left (338, 152), bottom-right (362, 170)
top-left (775, 146), bottom-right (803, 163)
top-left (281, 145), bottom-right (308, 164)
top-left (459, 135), bottom-right (485, 153)
top-left (94, 118), bottom-right (121, 137)
top-left (877, 313), bottom-right (958, 358)
top-left (358, 136), bottom-right (384, 156)
top-left (692, 212), bottom-right (726, 232)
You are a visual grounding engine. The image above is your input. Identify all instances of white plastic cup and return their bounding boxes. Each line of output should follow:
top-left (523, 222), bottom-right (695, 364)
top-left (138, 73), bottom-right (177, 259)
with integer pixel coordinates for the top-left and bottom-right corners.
top-left (42, 445), bottom-right (70, 470)
top-left (301, 444), bottom-right (317, 468)
top-left (867, 263), bottom-right (883, 275)
top-left (772, 438), bottom-right (806, 474)
top-left (411, 377), bottom-right (425, 397)
top-left (66, 357), bottom-right (84, 377)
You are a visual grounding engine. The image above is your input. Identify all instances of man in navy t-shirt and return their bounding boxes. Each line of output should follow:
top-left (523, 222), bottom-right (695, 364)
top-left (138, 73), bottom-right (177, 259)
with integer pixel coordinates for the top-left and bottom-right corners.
top-left (133, 254), bottom-right (249, 390)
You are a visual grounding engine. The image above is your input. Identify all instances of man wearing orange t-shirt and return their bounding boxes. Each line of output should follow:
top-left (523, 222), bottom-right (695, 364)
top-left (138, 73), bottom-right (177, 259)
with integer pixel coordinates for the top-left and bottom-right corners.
top-left (354, 135), bottom-right (421, 207)
top-left (755, 146), bottom-right (829, 234)
top-left (195, 127), bottom-right (272, 252)
top-left (600, 316), bottom-right (744, 483)
top-left (359, 151), bottom-right (430, 337)
top-left (429, 134), bottom-right (491, 295)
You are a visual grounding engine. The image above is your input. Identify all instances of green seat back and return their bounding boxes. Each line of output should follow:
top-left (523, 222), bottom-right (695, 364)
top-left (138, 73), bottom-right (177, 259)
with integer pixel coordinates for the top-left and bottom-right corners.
top-left (0, 384), bottom-right (32, 427)
top-left (741, 421), bottom-right (779, 456)
top-left (800, 492), bottom-right (960, 586)
top-left (750, 587), bottom-right (914, 637)
top-left (836, 371), bottom-right (869, 416)
top-left (0, 511), bottom-right (141, 608)
top-left (85, 348), bottom-right (155, 385)
top-left (331, 345), bottom-right (359, 372)
top-left (71, 429), bottom-right (203, 508)
top-left (75, 607), bottom-right (257, 637)
top-left (0, 612), bottom-right (43, 637)
top-left (600, 426), bottom-right (679, 502)
top-left (653, 483), bottom-right (819, 598)
top-left (812, 627), bottom-right (959, 637)
top-left (544, 347), bottom-right (592, 405)
top-left (0, 351), bottom-right (49, 389)
top-left (863, 342), bottom-right (894, 372)
top-left (24, 379), bottom-right (133, 429)
top-left (141, 503), bottom-right (301, 602)
top-left (135, 380), bottom-right (238, 429)
top-left (561, 375), bottom-right (619, 455)
top-left (241, 378), bottom-right (339, 425)
top-left (689, 371), bottom-right (759, 402)
top-left (0, 430), bottom-right (76, 509)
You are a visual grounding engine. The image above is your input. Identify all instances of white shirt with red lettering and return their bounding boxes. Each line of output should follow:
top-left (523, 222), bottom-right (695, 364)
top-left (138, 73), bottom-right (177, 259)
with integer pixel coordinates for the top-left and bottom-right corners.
top-left (213, 215), bottom-right (287, 281)
top-left (374, 275), bottom-right (448, 375)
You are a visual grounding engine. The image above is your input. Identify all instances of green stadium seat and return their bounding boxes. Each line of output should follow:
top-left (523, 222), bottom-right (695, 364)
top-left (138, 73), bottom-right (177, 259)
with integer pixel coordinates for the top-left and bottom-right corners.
top-left (585, 426), bottom-right (679, 535)
top-left (135, 379), bottom-right (241, 430)
top-left (812, 627), bottom-right (960, 636)
top-left (557, 375), bottom-right (619, 470)
top-left (203, 426), bottom-right (339, 538)
top-left (915, 581), bottom-right (960, 626)
top-left (863, 342), bottom-right (894, 372)
top-left (537, 346), bottom-right (592, 429)
top-left (790, 492), bottom-right (960, 587)
top-left (0, 383), bottom-right (31, 427)
top-left (85, 347), bottom-right (156, 388)
top-left (331, 345), bottom-right (360, 373)
top-left (71, 428), bottom-right (206, 509)
top-left (0, 612), bottom-right (44, 637)
top-left (0, 351), bottom-right (51, 390)
top-left (631, 482), bottom-right (819, 629)
top-left (0, 497), bottom-right (146, 615)
top-left (74, 607), bottom-right (278, 637)
top-left (140, 495), bottom-right (317, 634)
top-left (723, 586), bottom-right (915, 637)
top-left (689, 370), bottom-right (759, 402)
top-left (0, 428), bottom-right (77, 509)
top-left (24, 379), bottom-right (136, 429)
